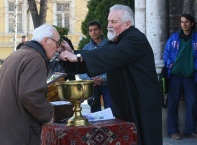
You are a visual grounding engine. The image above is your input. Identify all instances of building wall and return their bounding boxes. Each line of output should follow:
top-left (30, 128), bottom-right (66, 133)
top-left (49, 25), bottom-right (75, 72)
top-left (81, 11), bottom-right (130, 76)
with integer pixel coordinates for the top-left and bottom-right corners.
top-left (68, 0), bottom-right (88, 49)
top-left (169, 0), bottom-right (196, 35)
top-left (0, 0), bottom-right (15, 59)
top-left (0, 0), bottom-right (88, 59)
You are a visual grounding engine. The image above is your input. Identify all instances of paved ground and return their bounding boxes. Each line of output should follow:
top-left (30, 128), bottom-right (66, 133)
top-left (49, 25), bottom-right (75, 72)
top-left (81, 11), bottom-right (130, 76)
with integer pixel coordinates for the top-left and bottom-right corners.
top-left (163, 136), bottom-right (197, 145)
top-left (81, 101), bottom-right (197, 145)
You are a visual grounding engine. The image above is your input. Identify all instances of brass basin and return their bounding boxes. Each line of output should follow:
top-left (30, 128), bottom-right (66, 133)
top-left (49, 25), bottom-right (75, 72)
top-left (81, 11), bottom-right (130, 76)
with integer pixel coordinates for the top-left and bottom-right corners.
top-left (56, 80), bottom-right (94, 126)
top-left (56, 80), bottom-right (94, 101)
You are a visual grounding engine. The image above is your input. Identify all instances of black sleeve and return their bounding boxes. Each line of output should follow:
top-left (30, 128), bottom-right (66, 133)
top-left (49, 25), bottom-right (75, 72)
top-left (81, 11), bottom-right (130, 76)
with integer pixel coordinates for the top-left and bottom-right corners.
top-left (60, 50), bottom-right (89, 75)
top-left (16, 43), bottom-right (22, 50)
top-left (61, 61), bottom-right (88, 75)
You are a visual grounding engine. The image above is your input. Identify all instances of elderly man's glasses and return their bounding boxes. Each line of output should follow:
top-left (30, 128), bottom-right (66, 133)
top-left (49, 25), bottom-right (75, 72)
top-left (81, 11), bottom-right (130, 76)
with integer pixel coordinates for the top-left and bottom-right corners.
top-left (49, 37), bottom-right (61, 48)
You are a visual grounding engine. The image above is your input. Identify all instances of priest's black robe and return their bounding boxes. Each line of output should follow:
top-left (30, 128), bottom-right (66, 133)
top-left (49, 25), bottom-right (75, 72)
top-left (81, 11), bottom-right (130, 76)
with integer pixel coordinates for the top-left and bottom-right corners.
top-left (69, 26), bottom-right (162, 145)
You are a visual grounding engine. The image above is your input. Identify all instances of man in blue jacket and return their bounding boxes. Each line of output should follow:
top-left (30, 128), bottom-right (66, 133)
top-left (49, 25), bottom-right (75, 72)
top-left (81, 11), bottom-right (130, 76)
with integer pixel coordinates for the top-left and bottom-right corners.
top-left (163, 14), bottom-right (197, 140)
top-left (79, 20), bottom-right (112, 112)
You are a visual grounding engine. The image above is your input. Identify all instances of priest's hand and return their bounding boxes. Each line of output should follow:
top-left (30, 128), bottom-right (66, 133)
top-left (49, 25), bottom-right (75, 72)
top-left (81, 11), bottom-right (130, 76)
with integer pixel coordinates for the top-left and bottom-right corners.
top-left (59, 50), bottom-right (78, 62)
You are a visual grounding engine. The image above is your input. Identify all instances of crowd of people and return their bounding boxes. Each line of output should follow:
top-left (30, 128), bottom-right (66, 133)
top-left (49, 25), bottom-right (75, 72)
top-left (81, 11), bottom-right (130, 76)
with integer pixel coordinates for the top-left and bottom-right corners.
top-left (0, 3), bottom-right (197, 145)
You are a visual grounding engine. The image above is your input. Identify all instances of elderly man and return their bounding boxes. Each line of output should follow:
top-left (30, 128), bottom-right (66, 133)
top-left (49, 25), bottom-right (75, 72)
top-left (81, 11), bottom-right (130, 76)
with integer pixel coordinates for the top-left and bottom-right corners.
top-left (59, 4), bottom-right (162, 145)
top-left (0, 24), bottom-right (61, 145)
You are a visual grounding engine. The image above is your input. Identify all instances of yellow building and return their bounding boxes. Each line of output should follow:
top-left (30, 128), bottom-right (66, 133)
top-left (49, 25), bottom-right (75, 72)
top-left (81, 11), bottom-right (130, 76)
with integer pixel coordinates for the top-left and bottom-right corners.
top-left (0, 0), bottom-right (88, 59)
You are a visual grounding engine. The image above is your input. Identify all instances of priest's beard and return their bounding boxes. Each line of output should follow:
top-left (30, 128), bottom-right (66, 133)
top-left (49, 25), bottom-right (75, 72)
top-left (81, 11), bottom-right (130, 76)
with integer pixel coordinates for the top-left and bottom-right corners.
top-left (107, 28), bottom-right (116, 41)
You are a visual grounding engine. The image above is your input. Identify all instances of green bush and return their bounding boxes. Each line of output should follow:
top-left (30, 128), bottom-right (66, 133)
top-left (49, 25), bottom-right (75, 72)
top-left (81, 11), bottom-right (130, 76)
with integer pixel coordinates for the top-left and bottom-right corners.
top-left (78, 0), bottom-right (134, 49)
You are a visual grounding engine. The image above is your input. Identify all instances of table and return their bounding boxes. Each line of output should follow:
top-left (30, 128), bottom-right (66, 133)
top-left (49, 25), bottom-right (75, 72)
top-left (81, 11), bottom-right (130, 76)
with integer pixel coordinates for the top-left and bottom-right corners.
top-left (41, 119), bottom-right (137, 145)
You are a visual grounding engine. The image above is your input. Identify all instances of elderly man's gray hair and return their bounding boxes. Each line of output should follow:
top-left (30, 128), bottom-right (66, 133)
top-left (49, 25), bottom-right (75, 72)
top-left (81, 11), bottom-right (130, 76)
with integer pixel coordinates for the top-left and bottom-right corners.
top-left (110, 4), bottom-right (135, 26)
top-left (32, 24), bottom-right (56, 42)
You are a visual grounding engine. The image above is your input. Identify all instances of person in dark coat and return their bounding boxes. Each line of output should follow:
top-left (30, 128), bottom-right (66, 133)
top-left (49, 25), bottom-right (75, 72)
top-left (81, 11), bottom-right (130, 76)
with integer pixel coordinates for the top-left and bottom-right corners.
top-left (59, 4), bottom-right (162, 145)
top-left (49, 36), bottom-right (76, 80)
top-left (16, 35), bottom-right (26, 50)
top-left (51, 37), bottom-right (84, 79)
top-left (0, 24), bottom-right (60, 145)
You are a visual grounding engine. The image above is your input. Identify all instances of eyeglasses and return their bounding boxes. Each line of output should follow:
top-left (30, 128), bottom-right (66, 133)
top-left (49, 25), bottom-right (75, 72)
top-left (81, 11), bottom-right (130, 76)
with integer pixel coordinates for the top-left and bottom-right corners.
top-left (49, 37), bottom-right (61, 48)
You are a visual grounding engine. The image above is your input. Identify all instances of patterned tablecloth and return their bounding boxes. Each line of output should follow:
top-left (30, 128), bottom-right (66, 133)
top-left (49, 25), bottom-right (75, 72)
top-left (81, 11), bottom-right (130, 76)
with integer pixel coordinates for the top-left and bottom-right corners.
top-left (41, 119), bottom-right (137, 145)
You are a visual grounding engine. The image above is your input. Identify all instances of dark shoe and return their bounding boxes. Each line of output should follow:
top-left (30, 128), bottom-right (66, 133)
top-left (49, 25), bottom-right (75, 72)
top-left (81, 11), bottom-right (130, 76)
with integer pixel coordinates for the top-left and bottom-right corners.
top-left (170, 133), bottom-right (181, 140)
top-left (185, 133), bottom-right (197, 139)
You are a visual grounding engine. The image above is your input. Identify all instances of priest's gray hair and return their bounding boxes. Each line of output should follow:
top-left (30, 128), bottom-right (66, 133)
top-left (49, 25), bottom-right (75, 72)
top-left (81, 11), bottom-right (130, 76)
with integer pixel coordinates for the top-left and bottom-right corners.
top-left (110, 4), bottom-right (135, 26)
top-left (32, 24), bottom-right (56, 42)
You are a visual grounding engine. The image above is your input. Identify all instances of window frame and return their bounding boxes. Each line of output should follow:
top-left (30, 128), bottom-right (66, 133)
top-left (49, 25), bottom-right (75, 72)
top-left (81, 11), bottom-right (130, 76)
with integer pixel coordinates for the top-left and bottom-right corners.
top-left (56, 2), bottom-right (70, 30)
top-left (8, 2), bottom-right (23, 32)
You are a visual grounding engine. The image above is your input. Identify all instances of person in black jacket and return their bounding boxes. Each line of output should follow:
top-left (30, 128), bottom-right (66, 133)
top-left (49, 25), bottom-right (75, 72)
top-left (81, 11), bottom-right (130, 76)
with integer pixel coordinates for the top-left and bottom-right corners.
top-left (49, 36), bottom-right (75, 80)
top-left (16, 35), bottom-right (26, 50)
top-left (59, 4), bottom-right (162, 145)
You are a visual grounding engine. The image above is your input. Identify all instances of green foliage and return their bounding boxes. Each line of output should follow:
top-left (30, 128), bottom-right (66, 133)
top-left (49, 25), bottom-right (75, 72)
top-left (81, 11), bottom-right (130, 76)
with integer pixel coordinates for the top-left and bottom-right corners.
top-left (79, 0), bottom-right (134, 49)
top-left (53, 25), bottom-right (69, 42)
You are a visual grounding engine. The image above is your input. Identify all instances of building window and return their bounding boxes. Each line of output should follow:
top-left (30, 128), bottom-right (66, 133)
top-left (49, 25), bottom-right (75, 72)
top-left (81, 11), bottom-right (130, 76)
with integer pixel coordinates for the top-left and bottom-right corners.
top-left (8, 2), bottom-right (22, 32)
top-left (56, 3), bottom-right (70, 30)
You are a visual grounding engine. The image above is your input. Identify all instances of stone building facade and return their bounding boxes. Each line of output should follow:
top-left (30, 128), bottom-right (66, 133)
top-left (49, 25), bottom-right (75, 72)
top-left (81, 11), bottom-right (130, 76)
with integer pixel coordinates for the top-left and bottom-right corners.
top-left (0, 0), bottom-right (88, 59)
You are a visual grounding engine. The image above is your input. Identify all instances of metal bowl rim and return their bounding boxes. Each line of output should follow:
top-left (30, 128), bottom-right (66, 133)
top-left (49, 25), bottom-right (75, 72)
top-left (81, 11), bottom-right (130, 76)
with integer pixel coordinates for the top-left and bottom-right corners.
top-left (56, 80), bottom-right (94, 86)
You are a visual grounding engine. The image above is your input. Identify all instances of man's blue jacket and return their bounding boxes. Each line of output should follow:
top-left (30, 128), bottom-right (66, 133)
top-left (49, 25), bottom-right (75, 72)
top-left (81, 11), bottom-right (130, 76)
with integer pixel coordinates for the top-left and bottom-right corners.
top-left (163, 31), bottom-right (197, 82)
